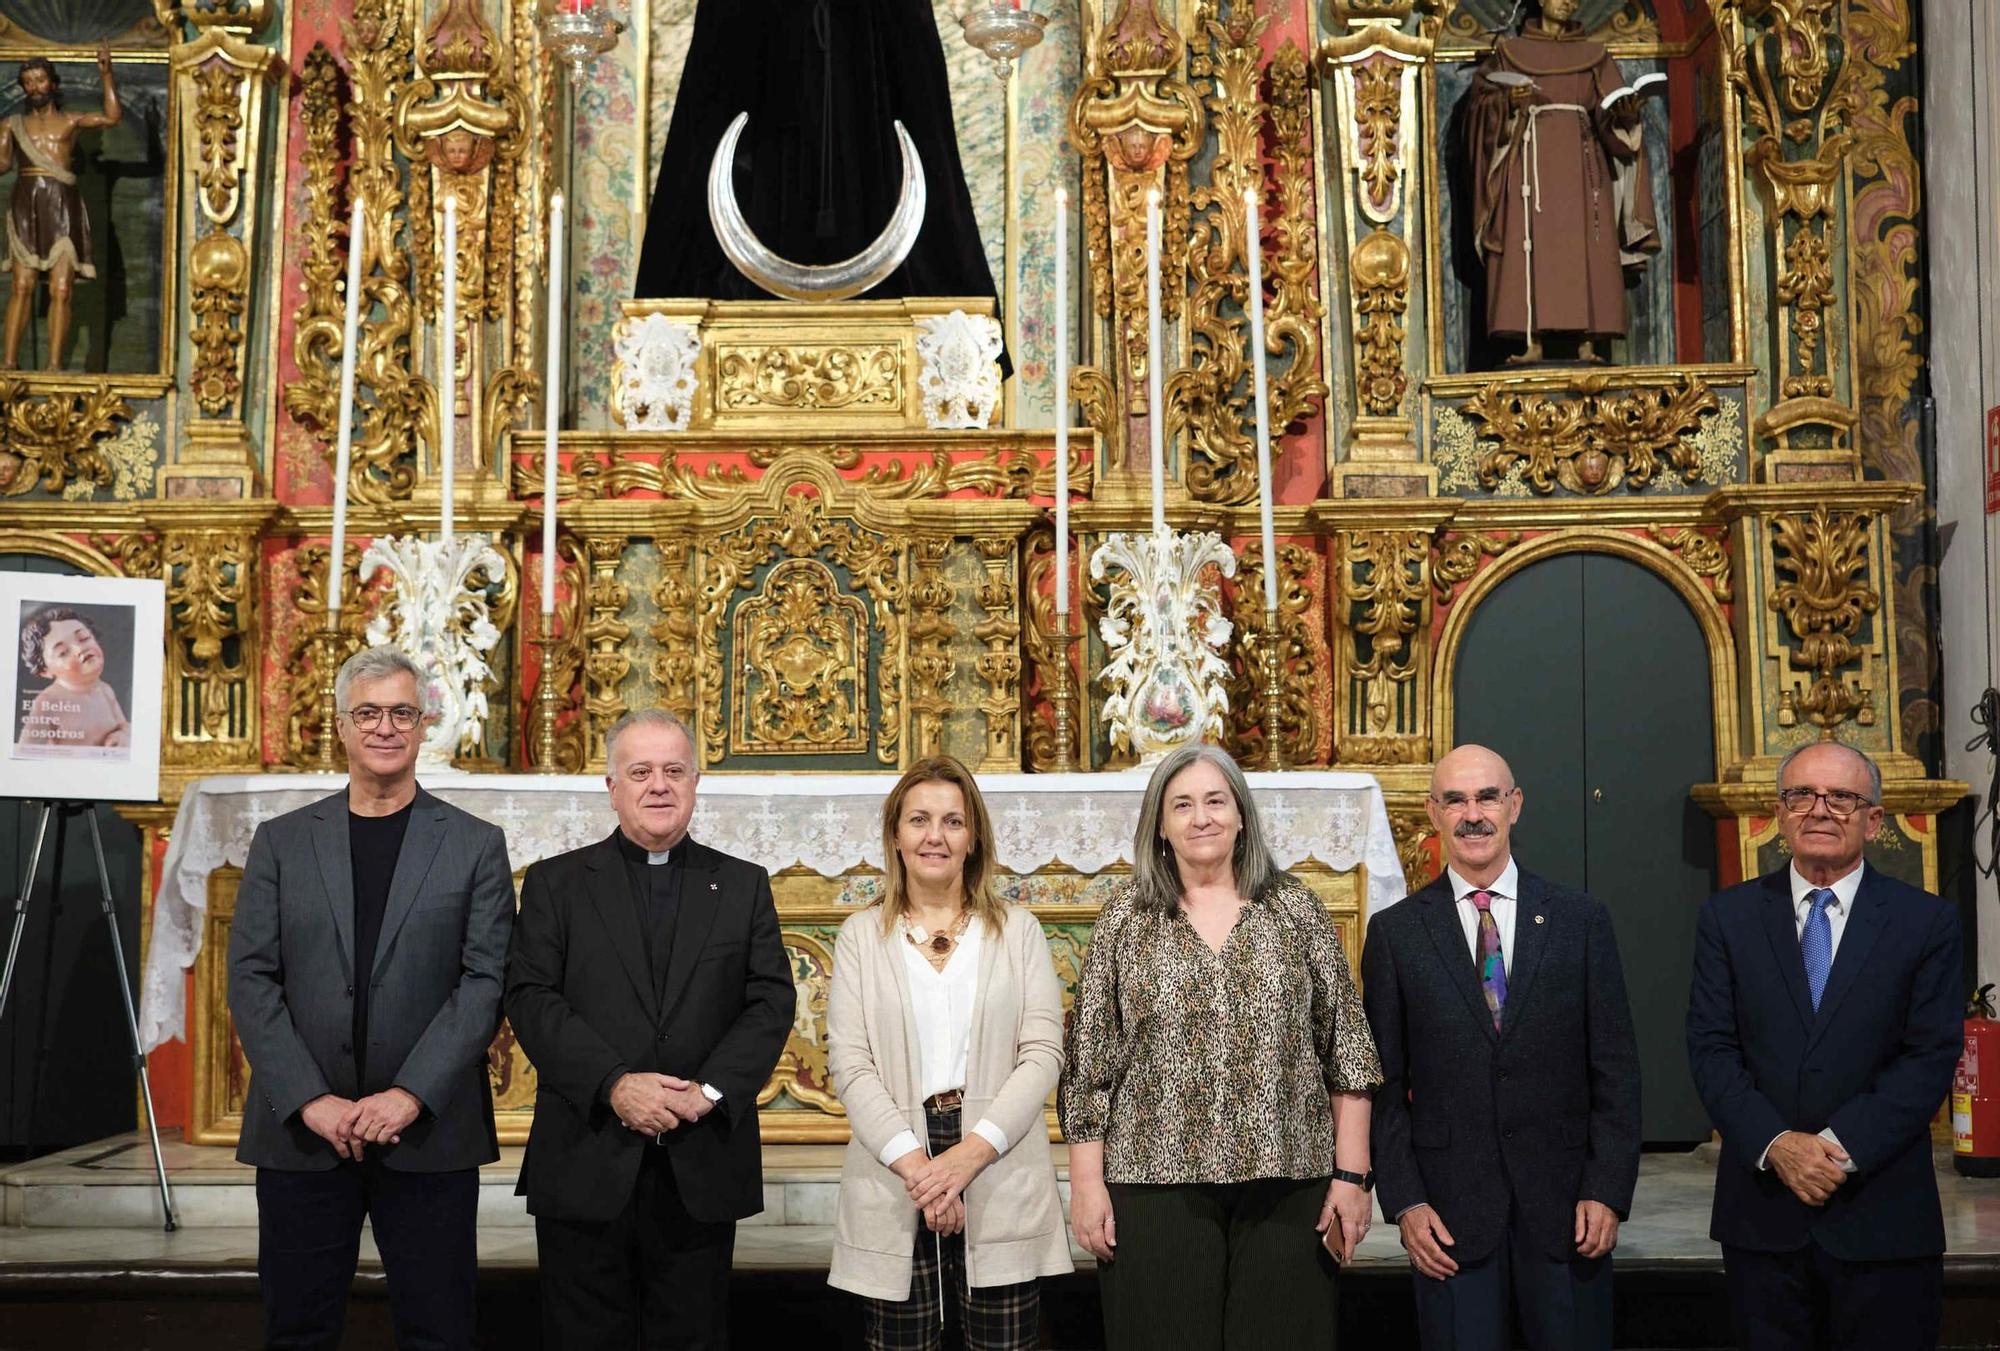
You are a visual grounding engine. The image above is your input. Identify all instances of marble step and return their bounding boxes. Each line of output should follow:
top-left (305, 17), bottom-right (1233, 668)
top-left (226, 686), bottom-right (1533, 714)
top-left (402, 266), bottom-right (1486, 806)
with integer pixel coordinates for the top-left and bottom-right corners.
top-left (0, 1134), bottom-right (1074, 1232)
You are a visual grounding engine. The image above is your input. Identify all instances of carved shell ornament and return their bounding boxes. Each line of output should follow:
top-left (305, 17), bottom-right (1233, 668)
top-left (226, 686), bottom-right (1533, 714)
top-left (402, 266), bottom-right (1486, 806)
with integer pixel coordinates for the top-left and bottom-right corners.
top-left (707, 111), bottom-right (928, 302)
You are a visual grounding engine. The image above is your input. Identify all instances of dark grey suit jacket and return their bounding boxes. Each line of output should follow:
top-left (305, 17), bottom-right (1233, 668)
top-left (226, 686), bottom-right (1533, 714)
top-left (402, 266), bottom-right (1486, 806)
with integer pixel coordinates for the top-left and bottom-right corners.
top-left (226, 787), bottom-right (515, 1171)
top-left (1364, 867), bottom-right (1642, 1263)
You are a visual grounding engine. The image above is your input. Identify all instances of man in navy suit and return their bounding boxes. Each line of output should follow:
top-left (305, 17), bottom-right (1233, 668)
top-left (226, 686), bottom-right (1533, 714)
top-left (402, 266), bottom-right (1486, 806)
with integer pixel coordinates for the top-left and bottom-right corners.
top-left (1366, 744), bottom-right (1641, 1351)
top-left (1687, 741), bottom-right (1962, 1350)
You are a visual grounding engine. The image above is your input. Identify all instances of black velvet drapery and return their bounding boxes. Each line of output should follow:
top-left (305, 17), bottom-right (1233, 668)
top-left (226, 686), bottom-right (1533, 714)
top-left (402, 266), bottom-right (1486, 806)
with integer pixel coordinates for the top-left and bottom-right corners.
top-left (632, 0), bottom-right (1001, 322)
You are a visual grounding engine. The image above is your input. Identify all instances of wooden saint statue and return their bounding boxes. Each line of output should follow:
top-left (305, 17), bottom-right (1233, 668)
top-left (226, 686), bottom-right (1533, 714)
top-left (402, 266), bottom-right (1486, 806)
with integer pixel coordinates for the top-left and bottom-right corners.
top-left (1464, 0), bottom-right (1660, 364)
top-left (0, 47), bottom-right (122, 372)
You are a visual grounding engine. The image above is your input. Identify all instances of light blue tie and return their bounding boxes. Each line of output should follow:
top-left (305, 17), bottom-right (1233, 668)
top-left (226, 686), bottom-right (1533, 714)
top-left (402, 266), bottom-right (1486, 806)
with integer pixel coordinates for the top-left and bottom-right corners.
top-left (1801, 888), bottom-right (1835, 1011)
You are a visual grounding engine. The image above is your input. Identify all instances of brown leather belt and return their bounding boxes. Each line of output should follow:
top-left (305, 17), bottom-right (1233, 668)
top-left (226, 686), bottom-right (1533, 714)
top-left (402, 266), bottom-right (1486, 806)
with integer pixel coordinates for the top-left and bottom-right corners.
top-left (924, 1089), bottom-right (963, 1111)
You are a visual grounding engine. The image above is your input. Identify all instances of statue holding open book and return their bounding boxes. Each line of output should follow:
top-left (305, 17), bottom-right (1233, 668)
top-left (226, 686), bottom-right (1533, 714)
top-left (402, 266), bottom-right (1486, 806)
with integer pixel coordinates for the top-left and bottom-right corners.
top-left (1462, 0), bottom-right (1661, 365)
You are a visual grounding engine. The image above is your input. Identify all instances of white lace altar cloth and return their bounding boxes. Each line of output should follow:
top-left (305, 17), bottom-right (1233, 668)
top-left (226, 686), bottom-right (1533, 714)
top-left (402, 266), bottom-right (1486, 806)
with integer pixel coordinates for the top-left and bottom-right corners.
top-left (140, 770), bottom-right (1401, 1050)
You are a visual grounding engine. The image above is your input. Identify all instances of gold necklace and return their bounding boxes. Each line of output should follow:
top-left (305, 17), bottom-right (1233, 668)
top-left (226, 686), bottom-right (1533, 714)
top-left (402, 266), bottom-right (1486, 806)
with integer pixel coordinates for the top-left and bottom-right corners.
top-left (904, 910), bottom-right (972, 969)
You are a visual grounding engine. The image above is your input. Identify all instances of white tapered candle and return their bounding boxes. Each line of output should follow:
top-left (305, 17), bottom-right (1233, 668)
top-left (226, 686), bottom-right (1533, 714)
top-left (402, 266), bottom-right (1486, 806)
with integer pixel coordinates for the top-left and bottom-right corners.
top-left (1145, 188), bottom-right (1165, 536)
top-left (328, 195), bottom-right (364, 616)
top-left (440, 194), bottom-right (457, 547)
top-left (542, 193), bottom-right (565, 615)
top-left (1054, 187), bottom-right (1070, 619)
top-left (1244, 186), bottom-right (1277, 614)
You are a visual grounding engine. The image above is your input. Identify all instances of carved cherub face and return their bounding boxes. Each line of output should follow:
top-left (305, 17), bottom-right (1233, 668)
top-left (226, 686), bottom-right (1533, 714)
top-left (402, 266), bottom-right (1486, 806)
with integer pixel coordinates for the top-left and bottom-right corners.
top-left (438, 129), bottom-right (482, 174)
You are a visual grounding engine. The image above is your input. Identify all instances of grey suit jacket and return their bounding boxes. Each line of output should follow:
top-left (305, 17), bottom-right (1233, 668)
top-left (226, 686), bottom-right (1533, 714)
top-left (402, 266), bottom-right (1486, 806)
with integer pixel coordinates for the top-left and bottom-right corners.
top-left (226, 786), bottom-right (515, 1171)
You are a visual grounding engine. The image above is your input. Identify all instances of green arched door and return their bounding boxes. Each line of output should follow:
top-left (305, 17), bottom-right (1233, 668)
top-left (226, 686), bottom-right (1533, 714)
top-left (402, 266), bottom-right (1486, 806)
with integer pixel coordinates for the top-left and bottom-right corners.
top-left (1451, 550), bottom-right (1717, 1146)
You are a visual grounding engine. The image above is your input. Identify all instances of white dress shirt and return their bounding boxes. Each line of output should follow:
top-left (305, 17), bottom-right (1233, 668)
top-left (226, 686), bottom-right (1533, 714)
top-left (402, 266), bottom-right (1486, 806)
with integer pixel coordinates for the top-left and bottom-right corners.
top-left (1448, 858), bottom-right (1521, 973)
top-left (1758, 861), bottom-right (1867, 1174)
top-left (877, 921), bottom-right (1010, 1166)
top-left (1788, 860), bottom-right (1862, 960)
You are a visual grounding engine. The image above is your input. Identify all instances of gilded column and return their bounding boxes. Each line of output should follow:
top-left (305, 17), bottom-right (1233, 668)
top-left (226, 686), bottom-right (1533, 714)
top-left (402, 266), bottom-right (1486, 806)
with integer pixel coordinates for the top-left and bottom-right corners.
top-left (1311, 500), bottom-right (1459, 766)
top-left (165, 0), bottom-right (282, 497)
top-left (580, 534), bottom-right (631, 769)
top-left (972, 537), bottom-right (1026, 773)
top-left (1317, 1), bottom-right (1436, 496)
top-left (1712, 0), bottom-right (1858, 454)
top-left (1071, 0), bottom-right (1205, 488)
top-left (904, 533), bottom-right (956, 762)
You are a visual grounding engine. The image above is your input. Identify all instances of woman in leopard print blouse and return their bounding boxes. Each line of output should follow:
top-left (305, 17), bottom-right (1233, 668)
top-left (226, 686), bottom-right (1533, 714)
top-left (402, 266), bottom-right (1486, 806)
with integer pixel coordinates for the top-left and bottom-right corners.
top-left (1058, 742), bottom-right (1383, 1349)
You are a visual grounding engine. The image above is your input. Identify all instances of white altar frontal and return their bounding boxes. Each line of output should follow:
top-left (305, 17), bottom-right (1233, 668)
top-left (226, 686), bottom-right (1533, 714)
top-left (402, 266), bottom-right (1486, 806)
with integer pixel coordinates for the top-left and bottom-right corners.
top-left (143, 770), bottom-right (1402, 1145)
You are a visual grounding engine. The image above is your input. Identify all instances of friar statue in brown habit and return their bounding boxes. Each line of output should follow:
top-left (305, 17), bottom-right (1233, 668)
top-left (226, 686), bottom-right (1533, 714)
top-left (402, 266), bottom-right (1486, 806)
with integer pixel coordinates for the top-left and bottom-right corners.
top-left (0, 47), bottom-right (122, 372)
top-left (1463, 0), bottom-right (1660, 364)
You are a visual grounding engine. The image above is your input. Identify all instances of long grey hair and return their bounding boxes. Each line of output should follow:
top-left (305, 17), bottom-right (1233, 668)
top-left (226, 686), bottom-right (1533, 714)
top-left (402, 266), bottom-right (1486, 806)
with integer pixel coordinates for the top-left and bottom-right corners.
top-left (1129, 743), bottom-right (1280, 914)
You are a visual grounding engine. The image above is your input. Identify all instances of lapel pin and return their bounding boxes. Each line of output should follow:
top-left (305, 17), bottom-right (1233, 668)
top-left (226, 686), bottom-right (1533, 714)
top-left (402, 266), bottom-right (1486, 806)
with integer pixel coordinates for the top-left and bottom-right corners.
top-left (710, 882), bottom-right (719, 891)
top-left (1534, 915), bottom-right (1545, 924)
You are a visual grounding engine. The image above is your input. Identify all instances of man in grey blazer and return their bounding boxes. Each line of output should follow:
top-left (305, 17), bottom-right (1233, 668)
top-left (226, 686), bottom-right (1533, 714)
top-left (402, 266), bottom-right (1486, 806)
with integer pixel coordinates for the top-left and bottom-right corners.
top-left (227, 644), bottom-right (514, 1350)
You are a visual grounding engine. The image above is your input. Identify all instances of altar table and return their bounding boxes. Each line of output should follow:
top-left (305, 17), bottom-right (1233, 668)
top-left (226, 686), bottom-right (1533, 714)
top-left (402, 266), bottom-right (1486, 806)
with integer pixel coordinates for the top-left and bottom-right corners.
top-left (139, 770), bottom-right (1402, 1144)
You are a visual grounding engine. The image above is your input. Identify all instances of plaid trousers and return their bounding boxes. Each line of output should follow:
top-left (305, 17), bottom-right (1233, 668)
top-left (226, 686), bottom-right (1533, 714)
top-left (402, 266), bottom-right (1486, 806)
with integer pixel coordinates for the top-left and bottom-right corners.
top-left (860, 1105), bottom-right (1042, 1351)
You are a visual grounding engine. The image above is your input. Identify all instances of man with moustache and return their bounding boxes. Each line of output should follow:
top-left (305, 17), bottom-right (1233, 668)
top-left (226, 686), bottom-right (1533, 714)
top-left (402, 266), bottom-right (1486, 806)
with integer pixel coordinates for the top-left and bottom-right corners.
top-left (228, 645), bottom-right (515, 1349)
top-left (0, 46), bottom-right (120, 371)
top-left (506, 708), bottom-right (794, 1349)
top-left (1687, 743), bottom-right (1962, 1349)
top-left (1363, 744), bottom-right (1641, 1351)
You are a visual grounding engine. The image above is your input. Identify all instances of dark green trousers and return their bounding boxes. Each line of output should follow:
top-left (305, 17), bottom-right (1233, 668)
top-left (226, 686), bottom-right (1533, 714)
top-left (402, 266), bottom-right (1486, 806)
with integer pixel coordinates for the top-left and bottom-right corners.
top-left (1100, 1176), bottom-right (1339, 1350)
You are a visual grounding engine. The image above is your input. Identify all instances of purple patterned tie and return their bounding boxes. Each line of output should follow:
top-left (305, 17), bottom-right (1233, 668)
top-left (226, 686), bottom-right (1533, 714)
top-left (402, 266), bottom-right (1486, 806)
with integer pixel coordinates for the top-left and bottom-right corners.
top-left (1470, 889), bottom-right (1507, 1030)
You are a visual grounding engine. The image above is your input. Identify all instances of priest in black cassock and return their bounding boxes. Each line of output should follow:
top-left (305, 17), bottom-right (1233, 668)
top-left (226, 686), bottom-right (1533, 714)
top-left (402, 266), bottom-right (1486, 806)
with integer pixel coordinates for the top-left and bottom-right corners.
top-left (633, 0), bottom-right (1000, 313)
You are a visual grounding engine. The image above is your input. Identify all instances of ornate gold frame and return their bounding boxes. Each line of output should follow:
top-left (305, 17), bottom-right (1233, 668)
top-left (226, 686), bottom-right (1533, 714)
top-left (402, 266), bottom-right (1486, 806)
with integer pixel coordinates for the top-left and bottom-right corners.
top-left (1432, 524), bottom-right (1743, 779)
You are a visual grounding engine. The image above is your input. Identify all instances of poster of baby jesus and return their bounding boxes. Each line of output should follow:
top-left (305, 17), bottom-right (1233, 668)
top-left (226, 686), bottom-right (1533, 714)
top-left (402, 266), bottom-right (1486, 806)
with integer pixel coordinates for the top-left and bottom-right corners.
top-left (0, 573), bottom-right (162, 803)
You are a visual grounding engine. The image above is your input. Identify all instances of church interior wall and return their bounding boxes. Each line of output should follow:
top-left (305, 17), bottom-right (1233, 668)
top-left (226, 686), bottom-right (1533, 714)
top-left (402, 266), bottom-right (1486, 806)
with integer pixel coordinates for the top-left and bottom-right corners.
top-left (0, 0), bottom-right (1977, 1147)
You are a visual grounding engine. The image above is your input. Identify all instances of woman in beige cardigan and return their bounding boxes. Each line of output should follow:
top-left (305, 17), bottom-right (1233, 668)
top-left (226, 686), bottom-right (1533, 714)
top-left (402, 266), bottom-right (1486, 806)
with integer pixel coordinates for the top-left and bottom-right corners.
top-left (827, 755), bottom-right (1072, 1349)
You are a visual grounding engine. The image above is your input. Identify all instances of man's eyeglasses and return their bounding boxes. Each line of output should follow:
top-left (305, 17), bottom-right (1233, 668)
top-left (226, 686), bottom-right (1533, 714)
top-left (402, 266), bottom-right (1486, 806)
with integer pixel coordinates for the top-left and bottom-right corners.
top-left (1428, 787), bottom-right (1516, 814)
top-left (1776, 787), bottom-right (1875, 818)
top-left (342, 704), bottom-right (423, 732)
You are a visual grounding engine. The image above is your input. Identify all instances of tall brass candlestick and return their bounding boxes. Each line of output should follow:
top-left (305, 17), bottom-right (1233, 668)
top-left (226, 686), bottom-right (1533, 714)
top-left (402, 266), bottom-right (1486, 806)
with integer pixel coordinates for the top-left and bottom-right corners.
top-left (529, 609), bottom-right (565, 773)
top-left (1261, 606), bottom-right (1290, 771)
top-left (1049, 617), bottom-right (1081, 773)
top-left (314, 623), bottom-right (346, 772)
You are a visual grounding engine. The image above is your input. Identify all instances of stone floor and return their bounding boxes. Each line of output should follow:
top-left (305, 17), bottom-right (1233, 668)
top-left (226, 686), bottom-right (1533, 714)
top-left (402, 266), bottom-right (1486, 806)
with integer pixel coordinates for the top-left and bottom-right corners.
top-left (3, 1138), bottom-right (1999, 1348)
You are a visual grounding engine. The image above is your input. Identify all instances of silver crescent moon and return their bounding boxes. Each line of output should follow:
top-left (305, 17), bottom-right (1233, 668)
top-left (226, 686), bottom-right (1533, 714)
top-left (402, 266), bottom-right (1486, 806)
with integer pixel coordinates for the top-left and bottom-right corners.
top-left (706, 111), bottom-right (927, 302)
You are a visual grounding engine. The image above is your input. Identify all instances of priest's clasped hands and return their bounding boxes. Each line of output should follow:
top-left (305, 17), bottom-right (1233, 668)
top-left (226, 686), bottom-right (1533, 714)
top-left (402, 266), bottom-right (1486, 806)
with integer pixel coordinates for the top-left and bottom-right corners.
top-left (610, 1072), bottom-right (715, 1134)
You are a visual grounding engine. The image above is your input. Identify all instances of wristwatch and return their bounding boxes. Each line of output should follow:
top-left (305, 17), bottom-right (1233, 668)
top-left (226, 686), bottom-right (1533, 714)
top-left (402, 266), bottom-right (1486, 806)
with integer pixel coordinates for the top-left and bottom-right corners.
top-left (699, 1083), bottom-right (724, 1104)
top-left (1330, 1167), bottom-right (1375, 1192)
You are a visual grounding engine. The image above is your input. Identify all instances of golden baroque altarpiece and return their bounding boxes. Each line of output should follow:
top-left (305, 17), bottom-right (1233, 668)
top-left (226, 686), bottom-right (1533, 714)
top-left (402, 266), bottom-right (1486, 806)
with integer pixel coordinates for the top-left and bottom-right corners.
top-left (0, 0), bottom-right (1958, 1144)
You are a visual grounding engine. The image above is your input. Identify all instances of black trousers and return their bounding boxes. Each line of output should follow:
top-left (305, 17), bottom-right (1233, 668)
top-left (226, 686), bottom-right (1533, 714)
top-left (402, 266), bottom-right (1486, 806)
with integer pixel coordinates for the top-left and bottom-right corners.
top-left (1099, 1176), bottom-right (1337, 1351)
top-left (1410, 1208), bottom-right (1611, 1351)
top-left (535, 1146), bottom-right (737, 1350)
top-left (1723, 1241), bottom-right (1944, 1351)
top-left (255, 1159), bottom-right (479, 1351)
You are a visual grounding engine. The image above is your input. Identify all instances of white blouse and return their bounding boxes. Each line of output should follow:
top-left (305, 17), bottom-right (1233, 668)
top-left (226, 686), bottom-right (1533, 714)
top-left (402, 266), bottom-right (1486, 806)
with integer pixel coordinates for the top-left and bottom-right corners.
top-left (876, 920), bottom-right (1011, 1165)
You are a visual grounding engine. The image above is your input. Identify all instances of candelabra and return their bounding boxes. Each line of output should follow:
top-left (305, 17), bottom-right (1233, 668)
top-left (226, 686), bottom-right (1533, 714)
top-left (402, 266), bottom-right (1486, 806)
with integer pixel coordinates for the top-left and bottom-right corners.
top-left (313, 624), bottom-right (347, 772)
top-left (529, 610), bottom-right (567, 774)
top-left (1261, 608), bottom-right (1291, 771)
top-left (1092, 527), bottom-right (1236, 765)
top-left (1049, 617), bottom-right (1081, 773)
top-left (960, 4), bottom-right (1047, 82)
top-left (359, 534), bottom-right (509, 774)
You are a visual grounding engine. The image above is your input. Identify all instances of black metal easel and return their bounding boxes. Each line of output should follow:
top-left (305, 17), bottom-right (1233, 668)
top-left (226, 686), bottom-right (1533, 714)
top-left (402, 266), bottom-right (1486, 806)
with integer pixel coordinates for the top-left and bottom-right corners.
top-left (0, 801), bottom-right (176, 1230)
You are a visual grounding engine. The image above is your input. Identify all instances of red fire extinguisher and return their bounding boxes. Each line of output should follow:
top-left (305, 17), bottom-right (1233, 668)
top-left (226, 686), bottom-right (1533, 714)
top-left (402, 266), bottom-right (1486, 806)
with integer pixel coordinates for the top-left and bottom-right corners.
top-left (1954, 984), bottom-right (2000, 1178)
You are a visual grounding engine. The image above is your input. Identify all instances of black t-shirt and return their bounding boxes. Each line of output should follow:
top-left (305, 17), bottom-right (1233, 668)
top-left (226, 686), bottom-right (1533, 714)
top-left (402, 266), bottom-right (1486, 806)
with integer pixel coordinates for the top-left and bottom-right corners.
top-left (350, 800), bottom-right (415, 1087)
